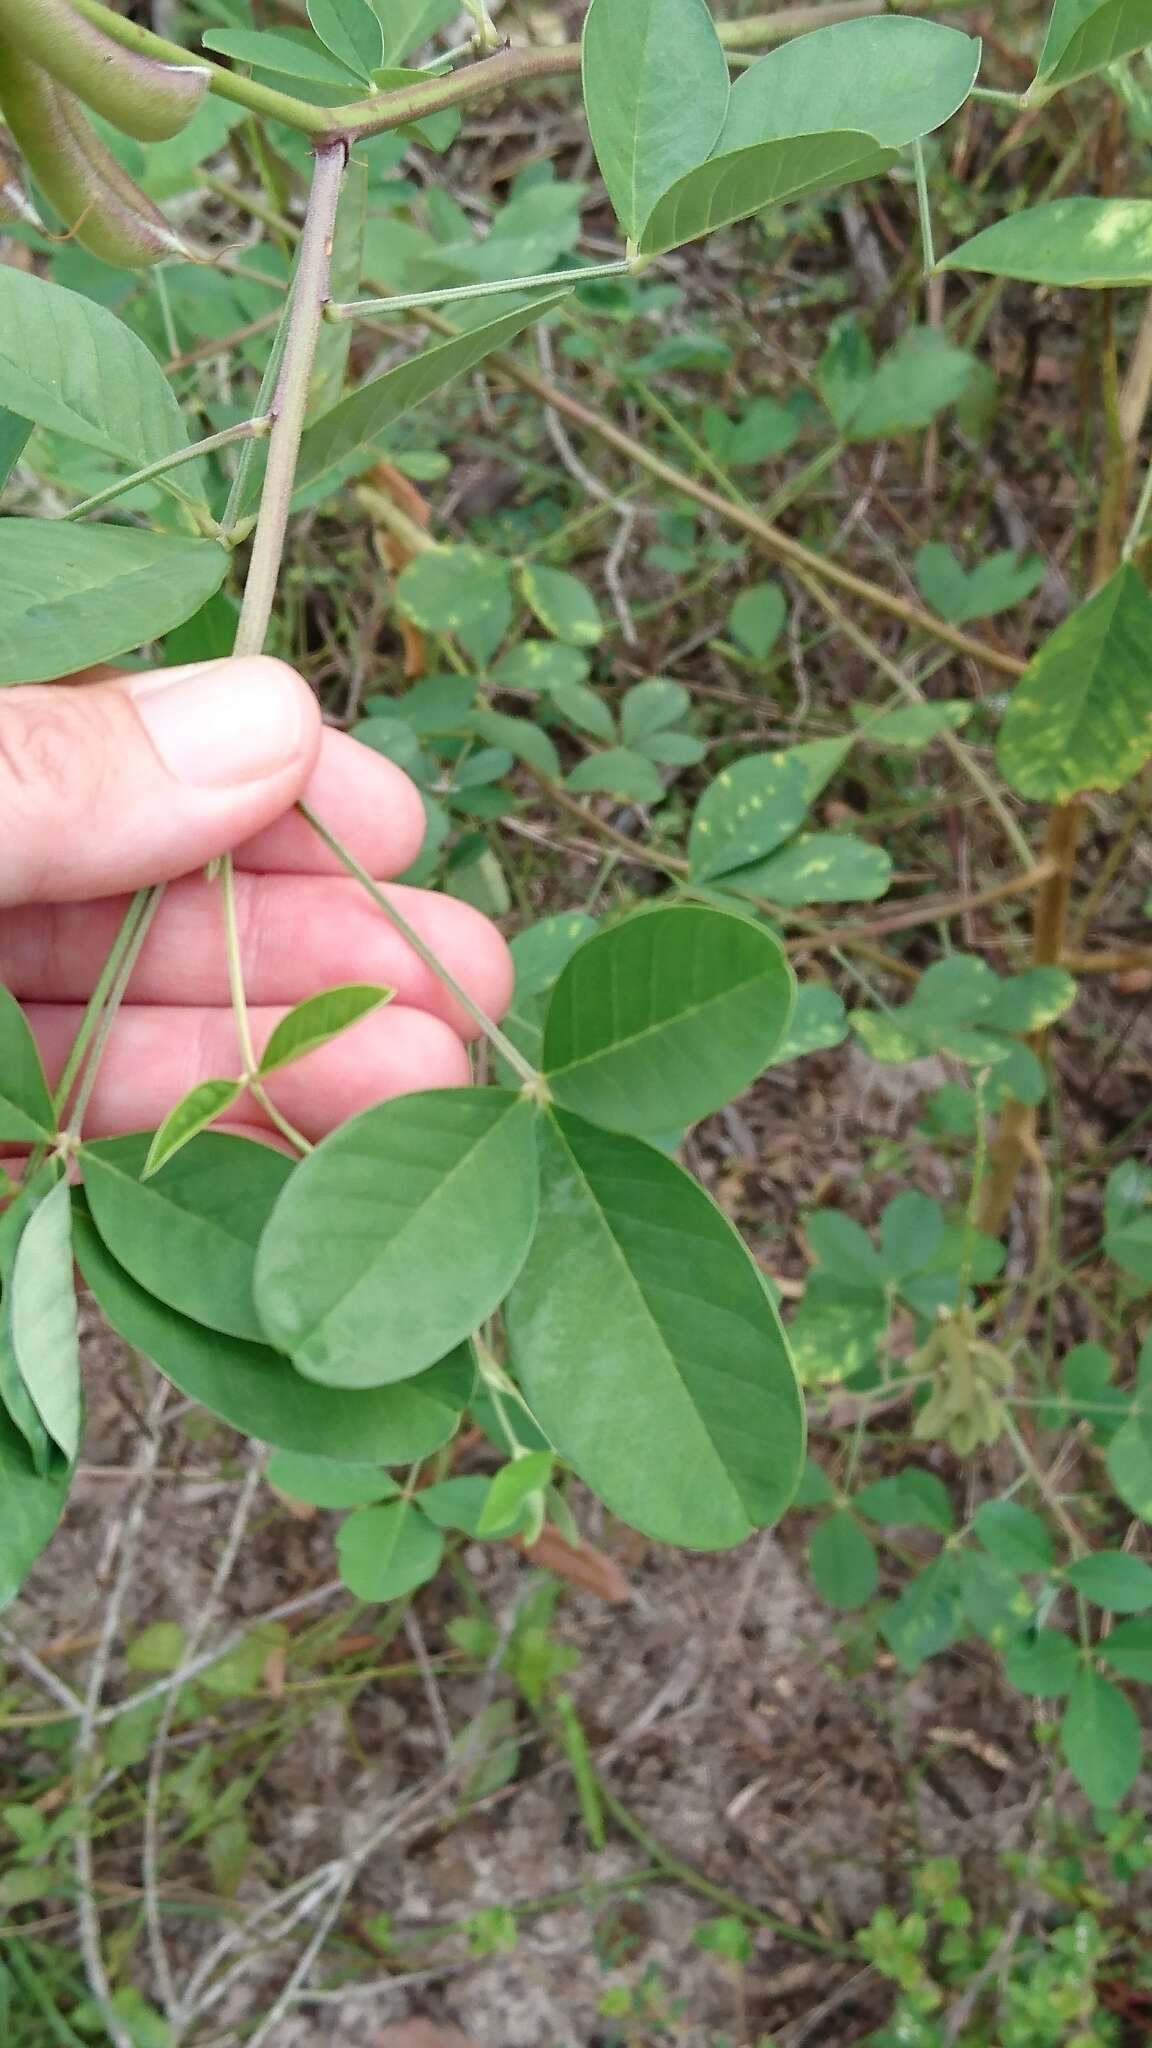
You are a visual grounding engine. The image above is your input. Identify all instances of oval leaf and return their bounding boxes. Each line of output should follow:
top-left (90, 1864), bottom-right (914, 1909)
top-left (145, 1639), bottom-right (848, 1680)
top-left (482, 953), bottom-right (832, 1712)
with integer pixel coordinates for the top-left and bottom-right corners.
top-left (254, 1089), bottom-right (540, 1387)
top-left (0, 985), bottom-right (55, 1143)
top-left (73, 1205), bottom-right (472, 1463)
top-left (337, 1499), bottom-right (444, 1601)
top-left (581, 0), bottom-right (730, 237)
top-left (257, 984), bottom-right (393, 1078)
top-left (519, 563), bottom-right (604, 647)
top-left (721, 18), bottom-right (980, 153)
top-left (942, 198), bottom-right (1152, 288)
top-left (1065, 1550), bottom-right (1152, 1612)
top-left (997, 564), bottom-right (1152, 801)
top-left (543, 906), bottom-right (794, 1134)
top-left (10, 1180), bottom-right (81, 1466)
top-left (83, 1133), bottom-right (293, 1345)
top-left (0, 523), bottom-right (229, 687)
top-left (143, 1079), bottom-right (244, 1178)
top-left (307, 0), bottom-right (384, 78)
top-left (1060, 1669), bottom-right (1142, 1806)
top-left (689, 752), bottom-right (811, 880)
top-left (722, 833), bottom-right (892, 908)
top-left (267, 1450), bottom-right (397, 1508)
top-left (0, 1404), bottom-right (71, 1610)
top-left (1035, 0), bottom-right (1152, 91)
top-left (506, 1111), bottom-right (805, 1550)
top-left (638, 132), bottom-right (898, 257)
top-left (809, 1512), bottom-right (878, 1611)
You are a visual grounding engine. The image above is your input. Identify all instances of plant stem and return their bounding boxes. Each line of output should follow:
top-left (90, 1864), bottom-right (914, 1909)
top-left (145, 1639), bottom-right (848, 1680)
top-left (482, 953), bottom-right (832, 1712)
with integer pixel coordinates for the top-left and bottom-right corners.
top-left (298, 802), bottom-right (542, 1089)
top-left (51, 890), bottom-right (154, 1121)
top-left (61, 417), bottom-right (272, 522)
top-left (65, 888), bottom-right (166, 1142)
top-left (970, 86), bottom-right (1024, 107)
top-left (912, 138), bottom-right (936, 272)
top-left (328, 259), bottom-right (634, 323)
top-left (219, 858), bottom-right (313, 1154)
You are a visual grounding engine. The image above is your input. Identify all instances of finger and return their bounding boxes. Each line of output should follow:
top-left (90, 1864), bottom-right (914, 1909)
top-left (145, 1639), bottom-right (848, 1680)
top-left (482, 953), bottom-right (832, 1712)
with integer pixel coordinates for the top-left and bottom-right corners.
top-left (235, 727), bottom-right (427, 878)
top-left (30, 1002), bottom-right (472, 1142)
top-left (0, 878), bottom-right (512, 1037)
top-left (0, 660), bottom-right (321, 908)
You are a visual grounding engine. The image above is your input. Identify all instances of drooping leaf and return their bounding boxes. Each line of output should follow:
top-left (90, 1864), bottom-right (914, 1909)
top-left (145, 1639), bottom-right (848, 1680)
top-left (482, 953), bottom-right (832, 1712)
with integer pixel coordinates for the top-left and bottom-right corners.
top-left (998, 565), bottom-right (1152, 800)
top-left (266, 1450), bottom-right (397, 1508)
top-left (943, 198), bottom-right (1152, 288)
top-left (1060, 1669), bottom-right (1141, 1806)
top-left (294, 295), bottom-right (570, 499)
top-left (1033, 0), bottom-right (1152, 92)
top-left (73, 1205), bottom-right (472, 1462)
top-left (688, 751), bottom-right (811, 880)
top-left (254, 1090), bottom-right (540, 1387)
top-left (914, 543), bottom-right (1046, 625)
top-left (0, 269), bottom-right (201, 484)
top-left (507, 1111), bottom-right (804, 1549)
top-left (394, 548), bottom-right (512, 665)
top-left (808, 1511), bottom-right (878, 1610)
top-left (0, 985), bottom-right (55, 1144)
top-left (337, 1499), bottom-right (444, 1601)
top-left (82, 1134), bottom-right (293, 1345)
top-left (581, 0), bottom-right (730, 237)
top-left (0, 1184), bottom-right (54, 1471)
top-left (258, 985), bottom-right (393, 1077)
top-left (9, 1181), bottom-right (81, 1466)
top-left (0, 1404), bottom-right (71, 1611)
top-left (721, 833), bottom-right (892, 908)
top-left (519, 563), bottom-right (604, 646)
top-left (0, 523), bottom-right (230, 687)
top-left (542, 906), bottom-right (794, 1134)
top-left (720, 18), bottom-right (980, 153)
top-left (143, 1079), bottom-right (244, 1177)
top-left (638, 132), bottom-right (898, 256)
top-left (308, 0), bottom-right (384, 78)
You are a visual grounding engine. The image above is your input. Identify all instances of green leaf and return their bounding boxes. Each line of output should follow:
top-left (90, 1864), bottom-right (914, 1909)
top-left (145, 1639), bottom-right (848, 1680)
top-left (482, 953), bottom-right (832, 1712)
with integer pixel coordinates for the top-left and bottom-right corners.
top-left (620, 678), bottom-right (691, 743)
top-left (974, 1500), bottom-right (1053, 1573)
top-left (0, 522), bottom-right (229, 689)
top-left (721, 18), bottom-right (980, 152)
top-left (257, 985), bottom-right (393, 1078)
top-left (808, 1511), bottom-right (878, 1610)
top-left (267, 1450), bottom-right (397, 1508)
top-left (1063, 1344), bottom-right (1126, 1444)
top-left (980, 967), bottom-right (1077, 1034)
top-left (520, 563), bottom-right (603, 646)
top-left (0, 1404), bottom-right (70, 1611)
top-left (202, 26), bottom-right (360, 83)
top-left (728, 581), bottom-right (786, 659)
top-left (1065, 1550), bottom-right (1152, 1612)
top-left (1004, 1628), bottom-right (1081, 1696)
top-left (493, 640), bottom-right (591, 692)
top-left (565, 748), bottom-right (664, 804)
top-left (0, 269), bottom-right (201, 485)
top-left (786, 1275), bottom-right (886, 1384)
top-left (998, 565), bottom-right (1152, 800)
top-left (913, 543), bottom-right (1045, 625)
top-left (688, 751), bottom-right (811, 880)
top-left (856, 701), bottom-right (973, 747)
top-left (838, 329), bottom-right (976, 441)
top-left (543, 906), bottom-right (794, 1134)
top-left (73, 1205), bottom-right (472, 1462)
top-left (308, 0), bottom-right (383, 78)
top-left (467, 708), bottom-right (560, 781)
top-left (1108, 1413), bottom-right (1152, 1520)
top-left (723, 833), bottom-right (892, 908)
top-left (395, 547), bottom-right (512, 665)
top-left (125, 1621), bottom-right (185, 1672)
top-left (853, 1470), bottom-right (954, 1533)
top-left (476, 1450), bottom-right (553, 1537)
top-left (794, 1457), bottom-right (835, 1508)
top-left (374, 0), bottom-right (457, 65)
top-left (1060, 1669), bottom-right (1141, 1806)
top-left (142, 1080), bottom-right (244, 1177)
top-left (0, 408), bottom-right (31, 493)
top-left (510, 914), bottom-right (600, 999)
top-left (1034, 0), bottom-right (1152, 91)
top-left (765, 982), bottom-right (847, 1065)
top-left (0, 986), bottom-right (55, 1143)
top-left (507, 1111), bottom-right (804, 1549)
top-left (547, 679), bottom-right (615, 743)
top-left (254, 1090), bottom-right (540, 1387)
top-left (1105, 1162), bottom-right (1152, 1283)
top-left (414, 1474), bottom-right (493, 1534)
top-left (880, 1554), bottom-right (964, 1671)
top-left (806, 1210), bottom-right (886, 1292)
top-left (638, 132), bottom-right (898, 257)
top-left (9, 1181), bottom-right (80, 1466)
top-left (337, 1500), bottom-right (444, 1601)
top-left (580, 0), bottom-right (730, 237)
top-left (0, 1184), bottom-right (54, 1470)
top-left (943, 198), bottom-right (1152, 288)
top-left (295, 295), bottom-right (569, 499)
top-left (880, 1192), bottom-right (945, 1282)
top-left (959, 1549), bottom-right (1033, 1646)
top-left (1098, 1616), bottom-right (1152, 1681)
top-left (83, 1134), bottom-right (293, 1345)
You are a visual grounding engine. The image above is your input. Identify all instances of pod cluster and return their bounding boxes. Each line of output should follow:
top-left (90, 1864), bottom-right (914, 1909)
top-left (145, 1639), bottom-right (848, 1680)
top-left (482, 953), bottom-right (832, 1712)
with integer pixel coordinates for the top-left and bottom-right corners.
top-left (0, 0), bottom-right (209, 265)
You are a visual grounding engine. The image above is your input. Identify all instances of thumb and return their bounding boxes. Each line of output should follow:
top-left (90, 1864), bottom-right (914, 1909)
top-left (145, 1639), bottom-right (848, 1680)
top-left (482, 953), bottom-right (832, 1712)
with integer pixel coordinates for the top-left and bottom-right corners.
top-left (0, 658), bottom-right (322, 908)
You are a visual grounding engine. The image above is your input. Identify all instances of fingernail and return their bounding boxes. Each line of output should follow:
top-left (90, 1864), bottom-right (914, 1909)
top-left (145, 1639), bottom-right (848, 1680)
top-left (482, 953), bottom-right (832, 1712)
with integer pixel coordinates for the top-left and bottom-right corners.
top-left (126, 658), bottom-right (310, 787)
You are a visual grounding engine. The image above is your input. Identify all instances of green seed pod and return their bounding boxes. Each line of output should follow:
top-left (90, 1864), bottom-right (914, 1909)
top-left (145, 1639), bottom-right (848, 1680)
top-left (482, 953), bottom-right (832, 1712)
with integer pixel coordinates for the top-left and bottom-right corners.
top-left (0, 0), bottom-right (208, 142)
top-left (0, 123), bottom-right (40, 226)
top-left (0, 44), bottom-right (188, 266)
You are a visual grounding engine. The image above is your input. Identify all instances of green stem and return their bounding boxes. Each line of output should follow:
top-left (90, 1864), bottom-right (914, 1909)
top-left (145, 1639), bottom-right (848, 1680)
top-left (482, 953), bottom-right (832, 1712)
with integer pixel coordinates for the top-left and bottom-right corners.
top-left (69, 0), bottom-right (332, 133)
top-left (51, 889), bottom-right (153, 1120)
top-left (328, 259), bottom-right (634, 324)
top-left (298, 802), bottom-right (543, 1090)
top-left (220, 854), bottom-right (313, 1154)
top-left (970, 85), bottom-right (1025, 108)
top-left (912, 137), bottom-right (936, 273)
top-left (61, 417), bottom-right (272, 522)
top-left (65, 887), bottom-right (166, 1142)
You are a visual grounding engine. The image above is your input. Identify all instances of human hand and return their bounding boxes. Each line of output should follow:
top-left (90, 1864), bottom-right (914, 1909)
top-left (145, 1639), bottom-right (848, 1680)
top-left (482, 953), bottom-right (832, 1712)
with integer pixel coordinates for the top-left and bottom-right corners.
top-left (0, 657), bottom-right (512, 1144)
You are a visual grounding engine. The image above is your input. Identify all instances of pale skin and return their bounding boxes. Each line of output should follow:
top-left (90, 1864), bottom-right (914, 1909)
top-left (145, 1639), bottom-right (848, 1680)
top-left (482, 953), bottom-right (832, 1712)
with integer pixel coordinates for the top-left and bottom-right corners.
top-left (0, 655), bottom-right (513, 1149)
